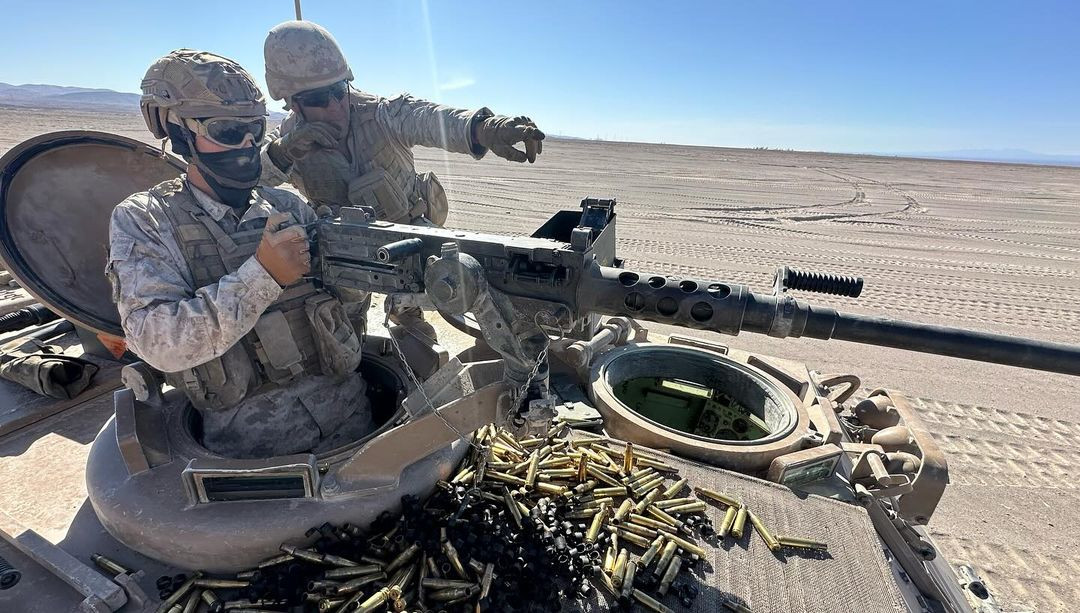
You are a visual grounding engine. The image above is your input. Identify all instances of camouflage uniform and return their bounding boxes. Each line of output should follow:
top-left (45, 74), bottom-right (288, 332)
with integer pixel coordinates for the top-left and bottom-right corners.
top-left (260, 88), bottom-right (492, 222)
top-left (107, 178), bottom-right (374, 458)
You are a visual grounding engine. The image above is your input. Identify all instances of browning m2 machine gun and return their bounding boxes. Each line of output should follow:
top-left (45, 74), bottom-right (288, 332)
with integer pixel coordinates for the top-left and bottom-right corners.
top-left (313, 198), bottom-right (1080, 430)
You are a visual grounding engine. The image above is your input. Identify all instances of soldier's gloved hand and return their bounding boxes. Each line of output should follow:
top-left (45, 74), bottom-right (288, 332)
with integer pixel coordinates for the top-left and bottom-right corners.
top-left (273, 122), bottom-right (339, 163)
top-left (475, 115), bottom-right (545, 163)
top-left (255, 213), bottom-right (311, 286)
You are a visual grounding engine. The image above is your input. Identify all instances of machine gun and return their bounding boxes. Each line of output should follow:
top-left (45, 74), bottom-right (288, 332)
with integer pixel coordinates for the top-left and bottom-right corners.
top-left (314, 198), bottom-right (1080, 428)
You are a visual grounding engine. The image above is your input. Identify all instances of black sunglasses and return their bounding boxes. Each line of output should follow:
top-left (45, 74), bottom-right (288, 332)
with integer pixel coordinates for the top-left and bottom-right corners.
top-left (293, 80), bottom-right (349, 109)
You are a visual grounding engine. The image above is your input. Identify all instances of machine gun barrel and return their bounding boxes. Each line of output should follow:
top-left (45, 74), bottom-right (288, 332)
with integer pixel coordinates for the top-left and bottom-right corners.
top-left (583, 265), bottom-right (1080, 376)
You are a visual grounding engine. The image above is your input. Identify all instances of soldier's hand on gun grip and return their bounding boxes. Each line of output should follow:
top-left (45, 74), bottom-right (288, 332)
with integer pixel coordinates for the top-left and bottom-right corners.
top-left (476, 115), bottom-right (546, 163)
top-left (255, 213), bottom-right (311, 286)
top-left (274, 122), bottom-right (340, 163)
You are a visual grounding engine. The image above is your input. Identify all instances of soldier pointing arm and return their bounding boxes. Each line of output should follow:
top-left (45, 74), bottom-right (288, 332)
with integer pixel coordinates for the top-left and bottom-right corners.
top-left (259, 20), bottom-right (545, 225)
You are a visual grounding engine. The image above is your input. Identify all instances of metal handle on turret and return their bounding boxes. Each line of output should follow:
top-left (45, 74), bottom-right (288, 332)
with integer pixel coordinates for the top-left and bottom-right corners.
top-left (581, 265), bottom-right (1080, 376)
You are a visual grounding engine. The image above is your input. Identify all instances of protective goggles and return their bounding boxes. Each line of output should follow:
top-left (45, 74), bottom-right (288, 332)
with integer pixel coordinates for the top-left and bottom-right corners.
top-left (293, 80), bottom-right (349, 109)
top-left (184, 116), bottom-right (266, 148)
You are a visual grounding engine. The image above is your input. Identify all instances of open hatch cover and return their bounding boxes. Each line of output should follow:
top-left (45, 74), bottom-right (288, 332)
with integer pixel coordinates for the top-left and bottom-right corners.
top-left (0, 131), bottom-right (185, 336)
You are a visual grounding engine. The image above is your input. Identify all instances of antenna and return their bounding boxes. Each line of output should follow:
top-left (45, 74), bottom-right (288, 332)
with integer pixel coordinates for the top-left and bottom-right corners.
top-left (294, 0), bottom-right (302, 20)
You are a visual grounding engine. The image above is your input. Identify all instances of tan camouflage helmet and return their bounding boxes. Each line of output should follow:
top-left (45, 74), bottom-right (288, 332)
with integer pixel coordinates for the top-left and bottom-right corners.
top-left (140, 49), bottom-right (267, 140)
top-left (264, 20), bottom-right (354, 105)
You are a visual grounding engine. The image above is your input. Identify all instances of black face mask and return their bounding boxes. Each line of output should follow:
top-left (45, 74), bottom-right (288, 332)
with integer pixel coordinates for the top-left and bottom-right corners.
top-left (195, 147), bottom-right (262, 210)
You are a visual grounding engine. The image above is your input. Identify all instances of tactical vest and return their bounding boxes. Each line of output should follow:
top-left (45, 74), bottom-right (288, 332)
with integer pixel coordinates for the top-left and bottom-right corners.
top-left (152, 179), bottom-right (362, 411)
top-left (291, 91), bottom-right (448, 225)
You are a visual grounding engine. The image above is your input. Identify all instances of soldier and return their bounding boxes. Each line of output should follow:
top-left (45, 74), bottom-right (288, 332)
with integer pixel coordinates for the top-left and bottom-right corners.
top-left (107, 49), bottom-right (374, 458)
top-left (260, 19), bottom-right (546, 226)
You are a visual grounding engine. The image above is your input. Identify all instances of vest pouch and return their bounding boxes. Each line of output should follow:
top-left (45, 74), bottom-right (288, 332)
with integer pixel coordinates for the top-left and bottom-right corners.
top-left (416, 171), bottom-right (448, 227)
top-left (347, 168), bottom-right (411, 222)
top-left (252, 310), bottom-right (307, 384)
top-left (305, 294), bottom-right (363, 377)
top-left (166, 344), bottom-right (255, 412)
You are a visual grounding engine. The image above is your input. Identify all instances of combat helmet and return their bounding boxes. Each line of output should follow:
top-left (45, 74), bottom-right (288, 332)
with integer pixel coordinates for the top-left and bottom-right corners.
top-left (264, 20), bottom-right (354, 105)
top-left (140, 49), bottom-right (266, 140)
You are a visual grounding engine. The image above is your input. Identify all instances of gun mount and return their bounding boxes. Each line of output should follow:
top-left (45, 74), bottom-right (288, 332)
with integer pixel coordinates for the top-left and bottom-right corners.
top-left (316, 200), bottom-right (1080, 378)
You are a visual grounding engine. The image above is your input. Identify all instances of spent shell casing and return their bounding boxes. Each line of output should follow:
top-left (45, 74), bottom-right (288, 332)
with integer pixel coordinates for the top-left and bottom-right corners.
top-left (613, 498), bottom-right (635, 523)
top-left (421, 578), bottom-right (475, 589)
top-left (665, 501), bottom-right (708, 514)
top-left (503, 488), bottom-right (524, 528)
top-left (585, 503), bottom-right (610, 542)
top-left (324, 564), bottom-right (383, 579)
top-left (279, 544), bottom-right (324, 565)
top-left (695, 487), bottom-right (740, 508)
top-left (194, 579), bottom-right (249, 589)
top-left (660, 477), bottom-right (688, 500)
top-left (748, 510), bottom-right (781, 552)
top-left (658, 555), bottom-right (682, 596)
top-left (480, 562), bottom-right (495, 599)
top-left (539, 468), bottom-right (577, 479)
top-left (629, 466), bottom-right (657, 482)
top-left (535, 481), bottom-right (569, 495)
top-left (654, 497), bottom-right (697, 510)
top-left (359, 554), bottom-right (387, 567)
top-left (666, 533), bottom-right (707, 558)
top-left (645, 505), bottom-right (679, 527)
top-left (181, 591), bottom-right (201, 613)
top-left (317, 599), bottom-right (344, 613)
top-left (628, 514), bottom-right (677, 534)
top-left (640, 534), bottom-right (665, 568)
top-left (634, 488), bottom-right (662, 514)
top-left (719, 505), bottom-right (738, 537)
top-left (428, 587), bottom-right (474, 602)
top-left (519, 436), bottom-right (544, 448)
top-left (441, 534), bottom-right (467, 578)
top-left (596, 570), bottom-right (619, 597)
top-left (564, 509), bottom-right (599, 520)
top-left (654, 541), bottom-right (677, 577)
top-left (334, 572), bottom-right (386, 594)
top-left (166, 605), bottom-right (183, 613)
top-left (154, 571), bottom-right (203, 613)
top-left (620, 560), bottom-right (637, 598)
top-left (577, 455), bottom-right (589, 482)
top-left (602, 546), bottom-right (616, 574)
top-left (593, 485), bottom-right (629, 497)
top-left (539, 455), bottom-right (572, 469)
top-left (633, 588), bottom-right (675, 613)
top-left (614, 529), bottom-right (652, 548)
top-left (386, 543), bottom-right (420, 572)
top-left (617, 521), bottom-right (658, 539)
top-left (633, 475), bottom-right (665, 496)
top-left (611, 549), bottom-right (629, 588)
top-left (307, 580), bottom-right (341, 592)
top-left (356, 587), bottom-right (395, 613)
top-left (732, 505), bottom-right (748, 539)
top-left (586, 466), bottom-right (623, 487)
top-left (623, 442), bottom-right (635, 473)
top-left (200, 590), bottom-right (222, 612)
top-left (321, 553), bottom-right (361, 567)
top-left (777, 536), bottom-right (828, 551)
top-left (90, 554), bottom-right (129, 576)
top-left (488, 470), bottom-right (527, 487)
top-left (450, 466), bottom-right (474, 484)
top-left (573, 479), bottom-right (598, 495)
top-left (634, 455), bottom-right (676, 471)
top-left (581, 497), bottom-right (615, 510)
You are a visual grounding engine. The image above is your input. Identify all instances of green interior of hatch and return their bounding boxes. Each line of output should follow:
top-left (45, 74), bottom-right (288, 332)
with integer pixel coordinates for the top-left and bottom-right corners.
top-left (614, 377), bottom-right (770, 441)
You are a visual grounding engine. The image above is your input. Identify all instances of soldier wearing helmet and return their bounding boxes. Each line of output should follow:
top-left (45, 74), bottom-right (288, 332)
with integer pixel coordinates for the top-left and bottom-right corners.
top-left (107, 49), bottom-right (375, 458)
top-left (260, 19), bottom-right (546, 225)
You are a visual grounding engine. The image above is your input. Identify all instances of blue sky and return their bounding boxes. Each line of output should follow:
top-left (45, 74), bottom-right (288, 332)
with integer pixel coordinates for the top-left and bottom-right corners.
top-left (2, 1), bottom-right (1078, 154)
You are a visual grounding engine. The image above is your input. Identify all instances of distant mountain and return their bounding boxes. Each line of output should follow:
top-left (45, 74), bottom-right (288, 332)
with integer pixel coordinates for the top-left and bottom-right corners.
top-left (881, 148), bottom-right (1080, 168)
top-left (0, 82), bottom-right (286, 118)
top-left (0, 82), bottom-right (139, 110)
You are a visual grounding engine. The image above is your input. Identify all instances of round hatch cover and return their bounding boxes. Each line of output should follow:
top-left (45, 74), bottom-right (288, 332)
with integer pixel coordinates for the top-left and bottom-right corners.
top-left (0, 131), bottom-right (185, 336)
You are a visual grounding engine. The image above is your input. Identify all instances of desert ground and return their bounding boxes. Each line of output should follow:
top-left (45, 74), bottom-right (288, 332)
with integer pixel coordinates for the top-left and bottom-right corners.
top-left (2, 105), bottom-right (1079, 611)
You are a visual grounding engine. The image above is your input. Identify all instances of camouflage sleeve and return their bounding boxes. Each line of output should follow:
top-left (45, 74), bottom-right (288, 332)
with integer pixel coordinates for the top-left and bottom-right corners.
top-left (106, 194), bottom-right (283, 373)
top-left (378, 94), bottom-right (493, 159)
